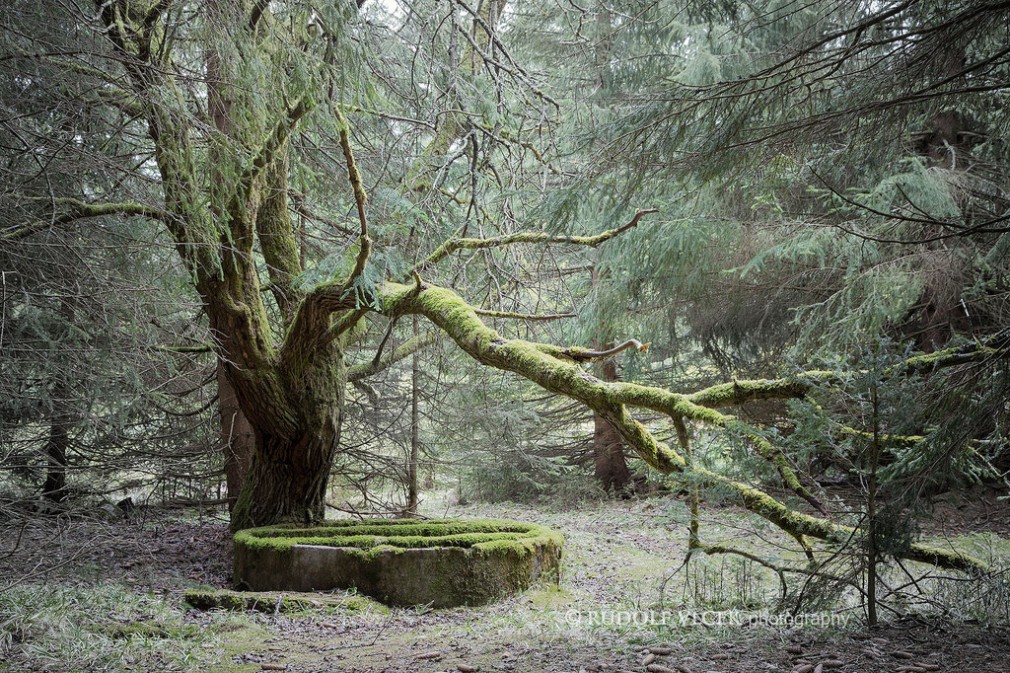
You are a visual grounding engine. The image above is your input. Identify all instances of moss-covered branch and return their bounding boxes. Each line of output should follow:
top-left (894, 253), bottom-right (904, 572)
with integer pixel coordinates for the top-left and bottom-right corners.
top-left (241, 98), bottom-right (311, 199)
top-left (334, 104), bottom-right (371, 287)
top-left (3, 199), bottom-right (169, 242)
top-left (255, 145), bottom-right (304, 319)
top-left (474, 308), bottom-right (577, 321)
top-left (155, 343), bottom-right (213, 354)
top-left (413, 208), bottom-right (659, 274)
top-left (380, 281), bottom-right (988, 574)
top-left (383, 283), bottom-right (822, 508)
top-left (902, 329), bottom-right (1010, 371)
top-left (684, 331), bottom-right (1010, 410)
top-left (687, 377), bottom-right (822, 408)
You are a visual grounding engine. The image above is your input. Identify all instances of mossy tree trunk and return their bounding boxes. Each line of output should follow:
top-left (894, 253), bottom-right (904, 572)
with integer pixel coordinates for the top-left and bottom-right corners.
top-left (199, 216), bottom-right (350, 530)
top-left (95, 0), bottom-right (358, 530)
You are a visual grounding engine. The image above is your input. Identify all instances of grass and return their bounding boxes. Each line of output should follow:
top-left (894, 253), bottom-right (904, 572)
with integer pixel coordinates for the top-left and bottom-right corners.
top-left (0, 583), bottom-right (263, 673)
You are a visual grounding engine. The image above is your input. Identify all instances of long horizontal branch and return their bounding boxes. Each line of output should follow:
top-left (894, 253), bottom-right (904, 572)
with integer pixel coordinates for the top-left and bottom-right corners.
top-left (155, 343), bottom-right (214, 354)
top-left (3, 199), bottom-right (169, 242)
top-left (685, 331), bottom-right (1010, 410)
top-left (686, 377), bottom-right (825, 408)
top-left (473, 308), bottom-right (577, 321)
top-left (412, 208), bottom-right (659, 274)
top-left (558, 338), bottom-right (652, 364)
top-left (380, 281), bottom-right (987, 573)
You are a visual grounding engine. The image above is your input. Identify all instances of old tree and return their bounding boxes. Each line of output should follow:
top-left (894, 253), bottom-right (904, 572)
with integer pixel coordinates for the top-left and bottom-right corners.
top-left (6, 0), bottom-right (1007, 574)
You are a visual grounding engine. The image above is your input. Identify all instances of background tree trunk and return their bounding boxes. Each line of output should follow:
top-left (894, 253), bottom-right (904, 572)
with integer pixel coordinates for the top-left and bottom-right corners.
top-left (589, 255), bottom-right (632, 495)
top-left (593, 355), bottom-right (632, 494)
top-left (42, 377), bottom-right (73, 503)
top-left (42, 418), bottom-right (70, 502)
top-left (406, 316), bottom-right (421, 516)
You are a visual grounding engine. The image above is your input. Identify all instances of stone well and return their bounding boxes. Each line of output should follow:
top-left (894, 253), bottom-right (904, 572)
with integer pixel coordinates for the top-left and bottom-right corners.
top-left (233, 518), bottom-right (564, 607)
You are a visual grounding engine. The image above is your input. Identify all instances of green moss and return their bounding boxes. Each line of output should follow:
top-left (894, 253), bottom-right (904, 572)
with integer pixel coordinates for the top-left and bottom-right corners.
top-left (230, 482), bottom-right (255, 532)
top-left (96, 621), bottom-right (203, 640)
top-left (184, 588), bottom-right (389, 614)
top-left (525, 585), bottom-right (574, 608)
top-left (236, 518), bottom-right (562, 554)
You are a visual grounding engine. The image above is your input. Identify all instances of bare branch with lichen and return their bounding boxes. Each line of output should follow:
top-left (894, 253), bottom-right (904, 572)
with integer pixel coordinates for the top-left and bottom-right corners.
top-left (473, 308), bottom-right (577, 321)
top-left (414, 208), bottom-right (659, 274)
top-left (3, 199), bottom-right (169, 242)
top-left (334, 104), bottom-right (371, 285)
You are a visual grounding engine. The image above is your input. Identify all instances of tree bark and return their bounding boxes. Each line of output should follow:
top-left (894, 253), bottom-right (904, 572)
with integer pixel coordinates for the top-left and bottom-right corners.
top-left (224, 324), bottom-right (347, 530)
top-left (406, 316), bottom-right (421, 516)
top-left (222, 294), bottom-right (348, 530)
top-left (217, 363), bottom-right (253, 511)
top-left (42, 377), bottom-right (73, 503)
top-left (593, 356), bottom-right (632, 494)
top-left (231, 428), bottom-right (337, 528)
top-left (42, 419), bottom-right (70, 503)
top-left (866, 380), bottom-right (881, 625)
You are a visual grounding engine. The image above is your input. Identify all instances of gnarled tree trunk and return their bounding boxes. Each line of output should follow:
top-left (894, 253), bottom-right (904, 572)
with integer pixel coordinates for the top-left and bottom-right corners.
top-left (231, 427), bottom-right (338, 528)
top-left (220, 303), bottom-right (348, 530)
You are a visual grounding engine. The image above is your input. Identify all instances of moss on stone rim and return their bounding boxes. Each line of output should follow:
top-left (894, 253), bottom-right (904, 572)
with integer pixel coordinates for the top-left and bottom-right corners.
top-left (234, 518), bottom-right (564, 555)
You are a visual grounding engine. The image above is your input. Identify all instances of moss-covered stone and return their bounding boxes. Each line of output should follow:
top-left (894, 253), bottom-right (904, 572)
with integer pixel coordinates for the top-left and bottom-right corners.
top-left (233, 518), bottom-right (564, 607)
top-left (96, 621), bottom-right (202, 640)
top-left (183, 588), bottom-right (383, 613)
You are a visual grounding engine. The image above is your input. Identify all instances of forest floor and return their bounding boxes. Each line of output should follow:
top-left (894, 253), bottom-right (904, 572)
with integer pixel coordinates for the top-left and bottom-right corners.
top-left (2, 487), bottom-right (1009, 673)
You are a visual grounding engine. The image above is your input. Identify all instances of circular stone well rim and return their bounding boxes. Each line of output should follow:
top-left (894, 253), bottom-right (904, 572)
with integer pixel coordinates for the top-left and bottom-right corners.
top-left (233, 518), bottom-right (564, 607)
